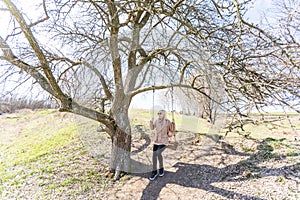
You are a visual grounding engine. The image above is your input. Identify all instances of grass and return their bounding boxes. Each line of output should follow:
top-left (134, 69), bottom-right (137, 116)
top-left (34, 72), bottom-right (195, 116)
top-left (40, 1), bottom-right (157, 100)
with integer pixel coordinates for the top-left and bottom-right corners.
top-left (276, 176), bottom-right (286, 183)
top-left (0, 108), bottom-right (299, 198)
top-left (240, 145), bottom-right (256, 153)
top-left (216, 112), bottom-right (300, 139)
top-left (0, 110), bottom-right (110, 198)
top-left (129, 108), bottom-right (299, 139)
top-left (129, 109), bottom-right (211, 134)
top-left (37, 109), bottom-right (56, 115)
top-left (4, 125), bottom-right (77, 166)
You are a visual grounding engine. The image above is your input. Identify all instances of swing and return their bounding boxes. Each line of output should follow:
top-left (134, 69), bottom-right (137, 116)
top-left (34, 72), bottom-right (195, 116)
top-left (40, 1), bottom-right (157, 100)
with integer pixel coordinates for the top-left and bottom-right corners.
top-left (152, 86), bottom-right (178, 150)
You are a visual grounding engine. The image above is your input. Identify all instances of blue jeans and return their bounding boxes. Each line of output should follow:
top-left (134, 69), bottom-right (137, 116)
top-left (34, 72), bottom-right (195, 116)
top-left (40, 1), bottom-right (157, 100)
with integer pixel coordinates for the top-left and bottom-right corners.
top-left (152, 144), bottom-right (166, 171)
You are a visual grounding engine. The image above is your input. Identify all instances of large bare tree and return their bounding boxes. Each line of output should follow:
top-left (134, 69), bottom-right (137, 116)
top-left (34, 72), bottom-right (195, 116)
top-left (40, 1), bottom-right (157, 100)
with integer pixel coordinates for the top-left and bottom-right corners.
top-left (1, 0), bottom-right (299, 179)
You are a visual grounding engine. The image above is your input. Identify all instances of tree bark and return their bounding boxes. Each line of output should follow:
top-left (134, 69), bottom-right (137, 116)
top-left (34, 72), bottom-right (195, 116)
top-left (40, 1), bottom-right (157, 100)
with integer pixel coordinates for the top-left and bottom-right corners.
top-left (110, 126), bottom-right (131, 180)
top-left (109, 94), bottom-right (132, 180)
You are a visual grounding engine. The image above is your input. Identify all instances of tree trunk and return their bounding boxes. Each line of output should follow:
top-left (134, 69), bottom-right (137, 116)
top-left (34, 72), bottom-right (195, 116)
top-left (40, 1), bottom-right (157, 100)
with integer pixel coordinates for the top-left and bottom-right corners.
top-left (109, 97), bottom-right (132, 180)
top-left (110, 126), bottom-right (131, 179)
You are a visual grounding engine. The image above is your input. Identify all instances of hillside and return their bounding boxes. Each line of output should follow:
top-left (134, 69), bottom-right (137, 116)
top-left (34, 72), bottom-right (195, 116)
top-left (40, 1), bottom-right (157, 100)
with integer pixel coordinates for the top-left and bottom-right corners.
top-left (0, 109), bottom-right (299, 199)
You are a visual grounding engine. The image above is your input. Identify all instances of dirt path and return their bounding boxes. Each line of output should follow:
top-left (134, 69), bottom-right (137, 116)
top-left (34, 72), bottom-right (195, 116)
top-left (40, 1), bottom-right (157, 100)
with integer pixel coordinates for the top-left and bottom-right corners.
top-left (102, 134), bottom-right (299, 200)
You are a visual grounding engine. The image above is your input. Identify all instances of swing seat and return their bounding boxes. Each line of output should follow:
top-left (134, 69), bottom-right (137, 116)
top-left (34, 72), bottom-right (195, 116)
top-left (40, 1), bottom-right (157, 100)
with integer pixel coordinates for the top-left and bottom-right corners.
top-left (167, 134), bottom-right (178, 150)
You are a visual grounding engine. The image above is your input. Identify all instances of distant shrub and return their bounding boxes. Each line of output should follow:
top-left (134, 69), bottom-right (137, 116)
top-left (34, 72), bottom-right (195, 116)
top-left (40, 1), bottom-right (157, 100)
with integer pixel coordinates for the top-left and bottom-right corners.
top-left (0, 97), bottom-right (58, 114)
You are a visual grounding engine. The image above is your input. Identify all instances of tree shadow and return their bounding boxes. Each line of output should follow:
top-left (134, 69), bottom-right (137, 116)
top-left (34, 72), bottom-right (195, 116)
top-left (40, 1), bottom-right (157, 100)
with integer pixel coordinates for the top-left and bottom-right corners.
top-left (140, 162), bottom-right (298, 200)
top-left (129, 136), bottom-right (299, 200)
top-left (131, 125), bottom-right (151, 156)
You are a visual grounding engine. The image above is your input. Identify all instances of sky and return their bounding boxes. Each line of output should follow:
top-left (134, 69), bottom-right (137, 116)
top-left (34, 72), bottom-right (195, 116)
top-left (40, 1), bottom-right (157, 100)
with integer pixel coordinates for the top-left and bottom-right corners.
top-left (246, 0), bottom-right (273, 21)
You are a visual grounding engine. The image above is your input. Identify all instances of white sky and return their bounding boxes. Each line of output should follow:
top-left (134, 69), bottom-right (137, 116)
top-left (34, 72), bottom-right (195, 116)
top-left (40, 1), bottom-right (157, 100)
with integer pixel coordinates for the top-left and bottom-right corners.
top-left (245, 0), bottom-right (273, 21)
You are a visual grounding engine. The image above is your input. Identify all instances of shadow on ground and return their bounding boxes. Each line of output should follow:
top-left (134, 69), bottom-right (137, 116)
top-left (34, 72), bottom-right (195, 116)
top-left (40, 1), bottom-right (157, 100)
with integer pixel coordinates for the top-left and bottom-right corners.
top-left (129, 131), bottom-right (299, 200)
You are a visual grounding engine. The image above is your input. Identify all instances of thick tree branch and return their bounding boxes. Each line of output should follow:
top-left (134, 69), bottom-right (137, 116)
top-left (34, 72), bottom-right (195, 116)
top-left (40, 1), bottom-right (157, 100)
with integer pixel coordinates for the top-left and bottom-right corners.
top-left (3, 0), bottom-right (70, 107)
top-left (0, 36), bottom-right (55, 95)
top-left (106, 0), bottom-right (123, 94)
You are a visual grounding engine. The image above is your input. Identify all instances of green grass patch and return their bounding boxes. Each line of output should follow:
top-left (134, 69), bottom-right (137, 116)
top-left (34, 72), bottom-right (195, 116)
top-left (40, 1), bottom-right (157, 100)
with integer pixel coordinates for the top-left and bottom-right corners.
top-left (2, 124), bottom-right (78, 167)
top-left (242, 147), bottom-right (256, 152)
top-left (37, 109), bottom-right (56, 115)
top-left (39, 165), bottom-right (55, 174)
top-left (60, 178), bottom-right (80, 186)
top-left (48, 183), bottom-right (60, 190)
top-left (0, 110), bottom-right (80, 192)
top-left (276, 176), bottom-right (286, 183)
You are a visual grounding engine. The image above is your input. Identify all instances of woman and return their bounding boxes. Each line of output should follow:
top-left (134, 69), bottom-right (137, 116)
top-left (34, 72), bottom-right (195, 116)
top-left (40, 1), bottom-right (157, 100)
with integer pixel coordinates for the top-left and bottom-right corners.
top-left (149, 109), bottom-right (175, 180)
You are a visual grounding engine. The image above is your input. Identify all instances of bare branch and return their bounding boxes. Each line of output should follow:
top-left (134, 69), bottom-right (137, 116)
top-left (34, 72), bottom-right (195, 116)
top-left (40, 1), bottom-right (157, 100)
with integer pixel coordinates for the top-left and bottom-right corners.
top-left (29, 0), bottom-right (50, 27)
top-left (82, 60), bottom-right (113, 101)
top-left (0, 36), bottom-right (55, 95)
top-left (3, 0), bottom-right (67, 102)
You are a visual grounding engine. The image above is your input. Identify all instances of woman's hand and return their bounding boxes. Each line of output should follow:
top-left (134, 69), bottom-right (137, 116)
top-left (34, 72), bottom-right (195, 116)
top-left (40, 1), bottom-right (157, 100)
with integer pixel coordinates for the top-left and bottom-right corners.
top-left (171, 119), bottom-right (175, 131)
top-left (150, 119), bottom-right (155, 130)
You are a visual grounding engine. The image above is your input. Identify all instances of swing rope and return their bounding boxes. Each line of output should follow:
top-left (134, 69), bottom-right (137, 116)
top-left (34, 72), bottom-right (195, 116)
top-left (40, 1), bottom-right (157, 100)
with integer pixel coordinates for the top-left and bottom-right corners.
top-left (151, 86), bottom-right (175, 120)
top-left (171, 86), bottom-right (174, 120)
top-left (152, 85), bottom-right (155, 120)
top-left (170, 86), bottom-right (176, 137)
top-left (152, 85), bottom-right (178, 150)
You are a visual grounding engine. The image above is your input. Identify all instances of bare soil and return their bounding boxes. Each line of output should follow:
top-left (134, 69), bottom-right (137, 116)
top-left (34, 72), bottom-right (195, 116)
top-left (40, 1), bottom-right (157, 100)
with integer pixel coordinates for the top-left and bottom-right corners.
top-left (100, 131), bottom-right (299, 200)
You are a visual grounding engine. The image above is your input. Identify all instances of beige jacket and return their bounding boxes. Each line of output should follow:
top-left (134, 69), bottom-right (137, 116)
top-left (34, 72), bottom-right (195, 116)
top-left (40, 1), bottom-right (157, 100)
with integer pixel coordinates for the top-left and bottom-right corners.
top-left (150, 118), bottom-right (175, 145)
